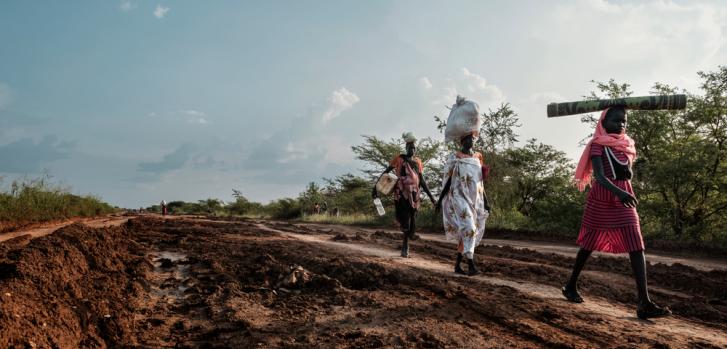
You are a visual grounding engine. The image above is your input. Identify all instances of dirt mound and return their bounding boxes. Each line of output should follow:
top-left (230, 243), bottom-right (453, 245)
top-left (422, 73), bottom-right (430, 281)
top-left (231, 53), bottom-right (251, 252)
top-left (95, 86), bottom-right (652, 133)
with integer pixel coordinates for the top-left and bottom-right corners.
top-left (0, 223), bottom-right (150, 348)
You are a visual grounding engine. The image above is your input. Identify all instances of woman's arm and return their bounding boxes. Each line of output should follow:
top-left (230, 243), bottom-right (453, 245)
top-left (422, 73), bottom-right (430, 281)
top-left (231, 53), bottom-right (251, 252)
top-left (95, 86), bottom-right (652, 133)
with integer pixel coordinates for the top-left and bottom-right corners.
top-left (592, 157), bottom-right (638, 207)
top-left (418, 172), bottom-right (436, 205)
top-left (435, 176), bottom-right (452, 211)
top-left (371, 166), bottom-right (394, 198)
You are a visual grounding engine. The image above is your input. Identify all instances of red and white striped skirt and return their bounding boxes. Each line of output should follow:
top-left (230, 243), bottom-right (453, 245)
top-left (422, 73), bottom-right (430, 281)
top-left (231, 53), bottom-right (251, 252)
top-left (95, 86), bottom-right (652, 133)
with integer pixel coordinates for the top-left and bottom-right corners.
top-left (577, 180), bottom-right (644, 253)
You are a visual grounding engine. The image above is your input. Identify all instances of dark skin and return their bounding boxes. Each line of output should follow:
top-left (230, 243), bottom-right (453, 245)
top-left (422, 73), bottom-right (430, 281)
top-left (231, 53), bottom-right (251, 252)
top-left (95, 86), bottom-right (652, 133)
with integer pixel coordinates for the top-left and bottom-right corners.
top-left (435, 134), bottom-right (490, 212)
top-left (564, 108), bottom-right (667, 317)
top-left (371, 142), bottom-right (436, 205)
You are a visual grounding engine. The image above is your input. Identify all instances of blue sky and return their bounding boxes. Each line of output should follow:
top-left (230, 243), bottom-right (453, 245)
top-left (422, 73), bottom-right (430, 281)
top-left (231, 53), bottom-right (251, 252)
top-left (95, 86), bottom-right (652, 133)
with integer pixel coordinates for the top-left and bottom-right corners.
top-left (1, 0), bottom-right (726, 207)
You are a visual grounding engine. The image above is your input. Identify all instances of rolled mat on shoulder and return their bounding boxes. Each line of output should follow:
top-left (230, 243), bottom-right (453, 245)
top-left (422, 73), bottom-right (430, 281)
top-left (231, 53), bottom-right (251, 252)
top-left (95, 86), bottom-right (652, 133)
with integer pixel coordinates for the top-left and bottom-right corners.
top-left (546, 94), bottom-right (687, 118)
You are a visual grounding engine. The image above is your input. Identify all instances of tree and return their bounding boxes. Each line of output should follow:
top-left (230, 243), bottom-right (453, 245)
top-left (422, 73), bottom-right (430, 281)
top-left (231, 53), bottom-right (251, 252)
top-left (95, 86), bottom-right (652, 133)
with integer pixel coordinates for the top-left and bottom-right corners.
top-left (321, 173), bottom-right (372, 215)
top-left (298, 182), bottom-right (324, 214)
top-left (504, 139), bottom-right (575, 217)
top-left (478, 103), bottom-right (522, 153)
top-left (227, 189), bottom-right (261, 215)
top-left (198, 198), bottom-right (223, 214)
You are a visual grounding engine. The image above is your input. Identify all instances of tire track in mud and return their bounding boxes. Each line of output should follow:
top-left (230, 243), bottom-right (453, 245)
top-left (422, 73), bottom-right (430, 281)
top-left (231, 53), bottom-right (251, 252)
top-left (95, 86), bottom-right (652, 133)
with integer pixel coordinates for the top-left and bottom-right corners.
top-left (255, 222), bottom-right (727, 347)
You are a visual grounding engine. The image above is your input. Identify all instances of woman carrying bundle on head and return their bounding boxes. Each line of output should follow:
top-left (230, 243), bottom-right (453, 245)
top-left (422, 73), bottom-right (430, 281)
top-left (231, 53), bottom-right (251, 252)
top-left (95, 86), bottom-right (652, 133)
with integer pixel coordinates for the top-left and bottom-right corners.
top-left (562, 106), bottom-right (671, 320)
top-left (372, 132), bottom-right (436, 258)
top-left (436, 96), bottom-right (491, 276)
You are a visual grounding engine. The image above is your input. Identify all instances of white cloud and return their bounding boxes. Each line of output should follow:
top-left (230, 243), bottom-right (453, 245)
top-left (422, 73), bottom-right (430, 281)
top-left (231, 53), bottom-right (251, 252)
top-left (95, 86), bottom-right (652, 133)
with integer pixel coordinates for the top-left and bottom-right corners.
top-left (248, 87), bottom-right (361, 172)
top-left (178, 110), bottom-right (205, 117)
top-left (0, 82), bottom-right (13, 110)
top-left (418, 76), bottom-right (433, 90)
top-left (531, 0), bottom-right (727, 91)
top-left (427, 68), bottom-right (506, 110)
top-left (119, 1), bottom-right (136, 12)
top-left (321, 87), bottom-right (360, 123)
top-left (154, 5), bottom-right (170, 19)
top-left (187, 117), bottom-right (208, 125)
top-left (177, 110), bottom-right (209, 125)
top-left (147, 110), bottom-right (209, 125)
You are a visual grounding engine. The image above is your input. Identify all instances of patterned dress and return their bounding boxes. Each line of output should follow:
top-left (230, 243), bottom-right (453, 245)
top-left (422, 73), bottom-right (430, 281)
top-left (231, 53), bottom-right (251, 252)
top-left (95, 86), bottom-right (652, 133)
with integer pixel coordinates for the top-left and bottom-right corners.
top-left (577, 144), bottom-right (644, 253)
top-left (441, 152), bottom-right (489, 258)
top-left (390, 155), bottom-right (423, 234)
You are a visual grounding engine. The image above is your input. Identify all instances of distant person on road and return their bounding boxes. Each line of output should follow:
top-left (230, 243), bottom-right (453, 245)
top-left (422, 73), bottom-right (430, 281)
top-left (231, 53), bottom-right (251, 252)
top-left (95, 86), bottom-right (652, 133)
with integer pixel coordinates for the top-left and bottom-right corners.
top-left (562, 107), bottom-right (671, 320)
top-left (161, 200), bottom-right (167, 216)
top-left (313, 202), bottom-right (320, 215)
top-left (372, 131), bottom-right (436, 258)
top-left (436, 96), bottom-right (490, 276)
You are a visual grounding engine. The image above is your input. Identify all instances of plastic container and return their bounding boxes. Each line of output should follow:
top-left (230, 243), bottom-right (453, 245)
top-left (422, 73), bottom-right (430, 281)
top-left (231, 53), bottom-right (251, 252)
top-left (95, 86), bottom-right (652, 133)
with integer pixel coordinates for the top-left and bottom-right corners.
top-left (373, 198), bottom-right (385, 216)
top-left (376, 172), bottom-right (398, 196)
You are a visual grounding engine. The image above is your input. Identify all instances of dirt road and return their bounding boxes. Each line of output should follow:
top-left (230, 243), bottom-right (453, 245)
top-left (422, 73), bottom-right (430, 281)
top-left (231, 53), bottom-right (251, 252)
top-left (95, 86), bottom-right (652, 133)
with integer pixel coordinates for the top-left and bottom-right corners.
top-left (296, 222), bottom-right (727, 272)
top-left (1, 216), bottom-right (725, 348)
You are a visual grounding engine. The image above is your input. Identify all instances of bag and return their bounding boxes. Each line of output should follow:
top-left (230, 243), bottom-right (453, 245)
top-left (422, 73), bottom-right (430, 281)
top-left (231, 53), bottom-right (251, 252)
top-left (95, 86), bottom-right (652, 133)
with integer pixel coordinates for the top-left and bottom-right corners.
top-left (445, 97), bottom-right (481, 143)
top-left (376, 172), bottom-right (398, 196)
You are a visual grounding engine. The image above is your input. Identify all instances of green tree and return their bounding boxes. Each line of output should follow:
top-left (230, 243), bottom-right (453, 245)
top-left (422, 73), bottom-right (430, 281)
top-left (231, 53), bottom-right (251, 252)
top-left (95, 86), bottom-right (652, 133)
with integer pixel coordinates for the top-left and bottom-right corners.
top-left (504, 139), bottom-right (575, 216)
top-left (298, 182), bottom-right (324, 214)
top-left (321, 173), bottom-right (373, 215)
top-left (227, 189), bottom-right (262, 215)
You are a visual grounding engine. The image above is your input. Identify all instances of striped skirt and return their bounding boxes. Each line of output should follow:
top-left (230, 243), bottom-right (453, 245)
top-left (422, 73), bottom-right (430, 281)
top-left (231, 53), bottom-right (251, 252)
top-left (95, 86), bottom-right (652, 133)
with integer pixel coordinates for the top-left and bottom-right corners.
top-left (577, 180), bottom-right (644, 253)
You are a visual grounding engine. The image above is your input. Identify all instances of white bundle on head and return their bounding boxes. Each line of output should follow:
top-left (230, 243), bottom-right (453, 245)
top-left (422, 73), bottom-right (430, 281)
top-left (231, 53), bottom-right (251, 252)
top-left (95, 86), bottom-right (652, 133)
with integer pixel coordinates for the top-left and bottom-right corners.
top-left (444, 95), bottom-right (481, 143)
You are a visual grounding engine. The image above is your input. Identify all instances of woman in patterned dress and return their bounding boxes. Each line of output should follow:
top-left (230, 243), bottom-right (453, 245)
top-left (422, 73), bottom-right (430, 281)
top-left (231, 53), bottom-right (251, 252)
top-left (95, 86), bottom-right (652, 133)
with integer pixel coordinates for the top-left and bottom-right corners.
top-left (562, 107), bottom-right (671, 320)
top-left (372, 132), bottom-right (436, 257)
top-left (436, 133), bottom-right (490, 276)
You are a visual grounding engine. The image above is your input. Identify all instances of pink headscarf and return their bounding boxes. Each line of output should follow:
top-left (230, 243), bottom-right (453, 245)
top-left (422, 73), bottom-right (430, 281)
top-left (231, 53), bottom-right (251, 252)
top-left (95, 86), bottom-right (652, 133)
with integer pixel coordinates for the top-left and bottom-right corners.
top-left (574, 108), bottom-right (637, 191)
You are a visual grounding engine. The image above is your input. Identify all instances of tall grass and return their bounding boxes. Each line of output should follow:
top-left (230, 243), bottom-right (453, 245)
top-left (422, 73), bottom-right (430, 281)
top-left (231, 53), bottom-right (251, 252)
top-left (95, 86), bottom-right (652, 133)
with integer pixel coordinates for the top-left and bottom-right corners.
top-left (0, 176), bottom-right (115, 223)
top-left (299, 213), bottom-right (383, 226)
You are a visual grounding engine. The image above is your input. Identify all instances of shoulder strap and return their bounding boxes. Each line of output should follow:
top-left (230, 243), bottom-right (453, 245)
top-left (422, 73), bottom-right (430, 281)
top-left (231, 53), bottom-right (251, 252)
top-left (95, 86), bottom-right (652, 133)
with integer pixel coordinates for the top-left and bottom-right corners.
top-left (400, 155), bottom-right (421, 176)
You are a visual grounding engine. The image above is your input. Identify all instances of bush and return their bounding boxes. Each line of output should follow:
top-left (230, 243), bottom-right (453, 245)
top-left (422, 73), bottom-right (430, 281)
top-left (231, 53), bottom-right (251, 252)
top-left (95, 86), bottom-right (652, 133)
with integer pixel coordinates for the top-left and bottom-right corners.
top-left (0, 176), bottom-right (115, 223)
top-left (265, 198), bottom-right (302, 219)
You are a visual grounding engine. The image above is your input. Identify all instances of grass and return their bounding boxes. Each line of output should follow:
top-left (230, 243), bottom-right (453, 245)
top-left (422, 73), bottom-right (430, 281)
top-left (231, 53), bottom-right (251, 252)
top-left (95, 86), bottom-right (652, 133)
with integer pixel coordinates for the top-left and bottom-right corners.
top-left (0, 176), bottom-right (115, 223)
top-left (299, 213), bottom-right (383, 226)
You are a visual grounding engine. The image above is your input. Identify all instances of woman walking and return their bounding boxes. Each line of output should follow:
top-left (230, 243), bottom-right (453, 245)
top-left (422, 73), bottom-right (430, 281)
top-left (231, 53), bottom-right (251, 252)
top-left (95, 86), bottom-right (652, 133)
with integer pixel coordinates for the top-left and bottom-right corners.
top-left (562, 106), bottom-right (670, 320)
top-left (436, 96), bottom-right (490, 276)
top-left (372, 132), bottom-right (436, 257)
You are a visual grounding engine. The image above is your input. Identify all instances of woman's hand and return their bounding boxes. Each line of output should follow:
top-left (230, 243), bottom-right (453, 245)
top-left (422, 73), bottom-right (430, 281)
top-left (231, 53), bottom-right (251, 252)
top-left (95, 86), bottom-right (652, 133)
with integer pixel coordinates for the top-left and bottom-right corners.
top-left (618, 192), bottom-right (638, 208)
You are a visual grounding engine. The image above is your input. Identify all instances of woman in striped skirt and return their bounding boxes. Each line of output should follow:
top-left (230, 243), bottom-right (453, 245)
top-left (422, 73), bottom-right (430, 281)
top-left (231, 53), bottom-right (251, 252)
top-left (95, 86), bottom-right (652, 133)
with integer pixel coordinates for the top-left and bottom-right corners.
top-left (562, 107), bottom-right (671, 320)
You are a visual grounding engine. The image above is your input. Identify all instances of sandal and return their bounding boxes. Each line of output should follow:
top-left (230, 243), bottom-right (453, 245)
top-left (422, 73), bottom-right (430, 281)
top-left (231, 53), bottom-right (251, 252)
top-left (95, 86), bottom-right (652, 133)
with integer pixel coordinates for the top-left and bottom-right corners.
top-left (562, 286), bottom-right (584, 303)
top-left (637, 301), bottom-right (671, 320)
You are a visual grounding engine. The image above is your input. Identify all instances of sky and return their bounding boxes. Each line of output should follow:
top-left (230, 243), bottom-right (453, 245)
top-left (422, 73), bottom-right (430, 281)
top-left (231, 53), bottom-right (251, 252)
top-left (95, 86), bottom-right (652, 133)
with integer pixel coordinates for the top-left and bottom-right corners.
top-left (1, 0), bottom-right (726, 208)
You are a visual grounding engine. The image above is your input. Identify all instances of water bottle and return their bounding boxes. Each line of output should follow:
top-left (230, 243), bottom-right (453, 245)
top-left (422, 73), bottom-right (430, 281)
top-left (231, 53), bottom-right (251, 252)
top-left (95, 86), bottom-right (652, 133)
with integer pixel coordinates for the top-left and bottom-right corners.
top-left (373, 198), bottom-right (385, 216)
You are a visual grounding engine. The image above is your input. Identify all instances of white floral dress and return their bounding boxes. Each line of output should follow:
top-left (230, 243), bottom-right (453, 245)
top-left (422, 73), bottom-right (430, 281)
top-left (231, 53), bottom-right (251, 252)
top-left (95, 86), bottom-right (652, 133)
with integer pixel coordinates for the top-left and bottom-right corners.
top-left (442, 153), bottom-right (489, 258)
